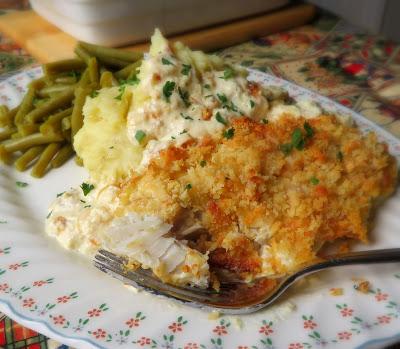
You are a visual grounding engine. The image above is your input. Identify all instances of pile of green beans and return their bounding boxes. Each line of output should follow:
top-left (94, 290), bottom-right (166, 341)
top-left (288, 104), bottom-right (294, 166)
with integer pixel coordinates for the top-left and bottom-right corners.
top-left (0, 42), bottom-right (143, 178)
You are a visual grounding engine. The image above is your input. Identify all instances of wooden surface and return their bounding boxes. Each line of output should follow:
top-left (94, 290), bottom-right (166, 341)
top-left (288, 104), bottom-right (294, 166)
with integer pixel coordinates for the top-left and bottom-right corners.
top-left (0, 4), bottom-right (315, 63)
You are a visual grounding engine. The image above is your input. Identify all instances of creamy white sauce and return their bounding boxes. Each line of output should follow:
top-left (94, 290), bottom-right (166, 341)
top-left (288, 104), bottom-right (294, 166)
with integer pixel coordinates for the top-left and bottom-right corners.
top-left (46, 188), bottom-right (209, 287)
top-left (126, 37), bottom-right (270, 169)
top-left (268, 99), bottom-right (323, 122)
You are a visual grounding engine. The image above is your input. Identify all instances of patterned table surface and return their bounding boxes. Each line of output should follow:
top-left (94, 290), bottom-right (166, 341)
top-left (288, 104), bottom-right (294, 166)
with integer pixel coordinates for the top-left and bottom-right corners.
top-left (0, 4), bottom-right (400, 349)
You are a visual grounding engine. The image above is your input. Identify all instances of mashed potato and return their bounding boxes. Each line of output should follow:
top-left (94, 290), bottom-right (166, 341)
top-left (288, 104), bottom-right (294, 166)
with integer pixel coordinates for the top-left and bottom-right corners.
top-left (74, 86), bottom-right (143, 183)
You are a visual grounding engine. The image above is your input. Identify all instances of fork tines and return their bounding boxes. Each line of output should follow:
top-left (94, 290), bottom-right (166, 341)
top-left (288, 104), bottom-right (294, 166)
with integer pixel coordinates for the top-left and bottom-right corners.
top-left (94, 249), bottom-right (218, 304)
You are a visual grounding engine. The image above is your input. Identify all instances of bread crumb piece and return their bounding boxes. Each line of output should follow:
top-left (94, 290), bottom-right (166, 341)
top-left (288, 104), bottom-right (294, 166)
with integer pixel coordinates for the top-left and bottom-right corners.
top-left (329, 287), bottom-right (344, 296)
top-left (124, 285), bottom-right (139, 294)
top-left (354, 280), bottom-right (370, 294)
top-left (273, 301), bottom-right (296, 321)
top-left (231, 317), bottom-right (244, 330)
top-left (208, 311), bottom-right (221, 320)
top-left (338, 241), bottom-right (350, 254)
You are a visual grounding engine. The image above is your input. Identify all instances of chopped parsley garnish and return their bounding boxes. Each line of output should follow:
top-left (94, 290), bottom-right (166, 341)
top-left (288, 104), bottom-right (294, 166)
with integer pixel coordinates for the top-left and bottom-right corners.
top-left (280, 122), bottom-right (315, 155)
top-left (217, 93), bottom-right (228, 104)
top-left (80, 182), bottom-right (95, 196)
top-left (118, 76), bottom-right (140, 86)
top-left (80, 199), bottom-right (86, 203)
top-left (204, 94), bottom-right (213, 98)
top-left (180, 113), bottom-right (193, 120)
top-left (223, 128), bottom-right (235, 139)
top-left (304, 122), bottom-right (314, 138)
top-left (178, 87), bottom-right (191, 107)
top-left (200, 160), bottom-right (206, 167)
top-left (179, 129), bottom-right (188, 135)
top-left (125, 76), bottom-right (140, 85)
top-left (292, 128), bottom-right (305, 150)
top-left (204, 84), bottom-right (211, 89)
top-left (228, 101), bottom-right (239, 113)
top-left (163, 81), bottom-right (175, 102)
top-left (216, 93), bottom-right (239, 113)
top-left (162, 57), bottom-right (174, 65)
top-left (135, 130), bottom-right (146, 143)
top-left (220, 67), bottom-right (235, 80)
top-left (250, 100), bottom-right (255, 108)
top-left (181, 64), bottom-right (191, 75)
top-left (0, 220), bottom-right (7, 224)
top-left (109, 146), bottom-right (114, 149)
top-left (114, 85), bottom-right (126, 100)
top-left (16, 181), bottom-right (28, 188)
top-left (83, 205), bottom-right (91, 208)
top-left (185, 183), bottom-right (192, 190)
top-left (337, 151), bottom-right (343, 161)
top-left (310, 177), bottom-right (320, 185)
top-left (90, 90), bottom-right (99, 98)
top-left (215, 112), bottom-right (228, 125)
top-left (261, 118), bottom-right (268, 124)
top-left (56, 192), bottom-right (65, 197)
top-left (46, 210), bottom-right (53, 219)
top-left (171, 136), bottom-right (176, 140)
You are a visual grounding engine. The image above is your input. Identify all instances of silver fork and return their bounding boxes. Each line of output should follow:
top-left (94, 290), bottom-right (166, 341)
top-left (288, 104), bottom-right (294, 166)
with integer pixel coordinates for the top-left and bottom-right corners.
top-left (94, 248), bottom-right (400, 315)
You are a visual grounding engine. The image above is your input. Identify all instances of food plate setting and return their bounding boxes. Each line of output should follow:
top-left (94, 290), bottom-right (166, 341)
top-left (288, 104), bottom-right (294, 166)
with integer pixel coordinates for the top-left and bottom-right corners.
top-left (0, 31), bottom-right (399, 349)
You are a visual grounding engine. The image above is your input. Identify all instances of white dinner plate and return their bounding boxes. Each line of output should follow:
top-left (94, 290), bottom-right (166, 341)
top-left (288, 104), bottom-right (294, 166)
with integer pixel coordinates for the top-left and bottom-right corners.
top-left (0, 67), bottom-right (399, 349)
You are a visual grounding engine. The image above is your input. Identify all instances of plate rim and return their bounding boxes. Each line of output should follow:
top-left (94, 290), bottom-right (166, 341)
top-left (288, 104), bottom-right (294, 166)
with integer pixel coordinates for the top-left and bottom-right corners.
top-left (0, 67), bottom-right (399, 349)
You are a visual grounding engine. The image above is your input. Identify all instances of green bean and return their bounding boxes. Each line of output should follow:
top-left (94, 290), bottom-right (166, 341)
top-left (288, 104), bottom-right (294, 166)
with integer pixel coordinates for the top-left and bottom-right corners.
top-left (0, 127), bottom-right (16, 142)
top-left (31, 143), bottom-right (62, 178)
top-left (75, 155), bottom-right (83, 167)
top-left (51, 144), bottom-right (74, 168)
top-left (74, 45), bottom-right (92, 65)
top-left (28, 77), bottom-right (47, 90)
top-left (61, 116), bottom-right (71, 141)
top-left (78, 41), bottom-right (143, 63)
top-left (11, 132), bottom-right (22, 139)
top-left (0, 145), bottom-right (12, 164)
top-left (88, 57), bottom-right (99, 86)
top-left (15, 87), bottom-right (35, 125)
top-left (115, 60), bottom-right (142, 80)
top-left (71, 86), bottom-right (91, 138)
top-left (0, 106), bottom-right (19, 127)
top-left (61, 116), bottom-right (71, 131)
top-left (18, 123), bottom-right (40, 136)
top-left (33, 97), bottom-right (50, 107)
top-left (40, 108), bottom-right (72, 135)
top-left (100, 71), bottom-right (115, 88)
top-left (14, 145), bottom-right (45, 171)
top-left (55, 76), bottom-right (78, 84)
top-left (77, 68), bottom-right (91, 88)
top-left (2, 132), bottom-right (63, 153)
top-left (26, 87), bottom-right (74, 123)
top-left (96, 55), bottom-right (130, 69)
top-left (0, 105), bottom-right (10, 127)
top-left (76, 42), bottom-right (130, 68)
top-left (37, 84), bottom-right (77, 98)
top-left (43, 59), bottom-right (86, 77)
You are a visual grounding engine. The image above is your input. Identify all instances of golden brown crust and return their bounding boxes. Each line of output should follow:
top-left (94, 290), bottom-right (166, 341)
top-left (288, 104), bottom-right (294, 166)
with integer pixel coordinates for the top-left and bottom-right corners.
top-left (119, 115), bottom-right (397, 277)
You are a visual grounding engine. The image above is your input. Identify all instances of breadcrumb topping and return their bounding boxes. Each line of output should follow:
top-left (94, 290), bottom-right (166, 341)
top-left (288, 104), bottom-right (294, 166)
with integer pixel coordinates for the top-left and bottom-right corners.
top-left (119, 114), bottom-right (397, 280)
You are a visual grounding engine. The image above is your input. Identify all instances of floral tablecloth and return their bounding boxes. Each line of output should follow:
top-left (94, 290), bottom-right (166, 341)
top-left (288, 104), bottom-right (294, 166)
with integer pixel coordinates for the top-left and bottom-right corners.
top-left (0, 5), bottom-right (399, 349)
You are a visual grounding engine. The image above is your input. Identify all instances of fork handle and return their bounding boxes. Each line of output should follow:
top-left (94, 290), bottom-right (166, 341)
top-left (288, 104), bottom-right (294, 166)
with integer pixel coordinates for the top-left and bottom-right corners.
top-left (295, 248), bottom-right (400, 279)
top-left (246, 248), bottom-right (400, 315)
top-left (325, 248), bottom-right (400, 266)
